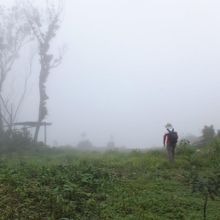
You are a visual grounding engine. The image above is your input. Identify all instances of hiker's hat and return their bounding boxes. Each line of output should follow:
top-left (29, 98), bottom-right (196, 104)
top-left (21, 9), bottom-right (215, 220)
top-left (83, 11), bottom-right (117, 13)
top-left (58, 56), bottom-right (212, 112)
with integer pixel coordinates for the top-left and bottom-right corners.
top-left (165, 123), bottom-right (173, 130)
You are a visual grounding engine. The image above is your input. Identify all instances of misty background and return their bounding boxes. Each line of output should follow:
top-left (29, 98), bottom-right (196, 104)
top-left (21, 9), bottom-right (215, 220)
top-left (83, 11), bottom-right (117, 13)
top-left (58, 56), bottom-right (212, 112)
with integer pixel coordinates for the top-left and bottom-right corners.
top-left (3, 0), bottom-right (220, 147)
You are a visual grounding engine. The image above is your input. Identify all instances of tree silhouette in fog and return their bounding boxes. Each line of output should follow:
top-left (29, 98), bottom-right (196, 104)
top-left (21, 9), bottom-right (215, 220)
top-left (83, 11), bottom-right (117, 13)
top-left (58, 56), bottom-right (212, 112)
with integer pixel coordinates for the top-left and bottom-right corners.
top-left (202, 125), bottom-right (215, 144)
top-left (25, 1), bottom-right (63, 142)
top-left (0, 4), bottom-right (30, 132)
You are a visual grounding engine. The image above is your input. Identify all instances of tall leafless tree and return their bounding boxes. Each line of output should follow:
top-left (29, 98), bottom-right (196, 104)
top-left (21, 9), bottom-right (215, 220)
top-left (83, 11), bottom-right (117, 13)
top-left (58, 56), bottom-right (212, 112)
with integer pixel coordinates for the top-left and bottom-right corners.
top-left (0, 50), bottom-right (36, 131)
top-left (25, 1), bottom-right (63, 142)
top-left (0, 4), bottom-right (30, 133)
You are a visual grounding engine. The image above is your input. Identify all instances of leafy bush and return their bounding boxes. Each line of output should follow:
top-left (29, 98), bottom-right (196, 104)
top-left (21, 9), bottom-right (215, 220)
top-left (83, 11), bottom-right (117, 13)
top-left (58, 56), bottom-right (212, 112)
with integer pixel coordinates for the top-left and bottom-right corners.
top-left (176, 142), bottom-right (195, 157)
top-left (0, 129), bottom-right (35, 153)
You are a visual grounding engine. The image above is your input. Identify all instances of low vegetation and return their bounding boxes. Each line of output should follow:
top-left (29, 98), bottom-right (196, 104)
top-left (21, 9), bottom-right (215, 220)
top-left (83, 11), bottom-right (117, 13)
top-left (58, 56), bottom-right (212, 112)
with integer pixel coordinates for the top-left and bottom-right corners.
top-left (0, 140), bottom-right (219, 219)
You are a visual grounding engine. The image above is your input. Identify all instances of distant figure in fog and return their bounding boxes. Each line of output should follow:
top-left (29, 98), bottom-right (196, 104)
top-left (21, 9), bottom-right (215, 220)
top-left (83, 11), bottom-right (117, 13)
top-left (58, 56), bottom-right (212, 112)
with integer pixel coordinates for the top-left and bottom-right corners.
top-left (163, 124), bottom-right (178, 162)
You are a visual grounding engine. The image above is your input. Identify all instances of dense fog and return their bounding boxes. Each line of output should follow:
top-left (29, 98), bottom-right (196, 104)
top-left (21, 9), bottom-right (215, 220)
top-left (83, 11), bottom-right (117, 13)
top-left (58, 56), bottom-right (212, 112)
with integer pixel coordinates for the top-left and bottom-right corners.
top-left (1, 0), bottom-right (220, 148)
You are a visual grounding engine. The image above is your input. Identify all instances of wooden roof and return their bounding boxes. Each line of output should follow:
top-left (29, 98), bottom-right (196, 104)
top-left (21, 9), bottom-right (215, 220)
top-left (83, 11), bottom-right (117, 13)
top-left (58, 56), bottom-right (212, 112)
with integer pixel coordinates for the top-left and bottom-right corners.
top-left (13, 121), bottom-right (52, 127)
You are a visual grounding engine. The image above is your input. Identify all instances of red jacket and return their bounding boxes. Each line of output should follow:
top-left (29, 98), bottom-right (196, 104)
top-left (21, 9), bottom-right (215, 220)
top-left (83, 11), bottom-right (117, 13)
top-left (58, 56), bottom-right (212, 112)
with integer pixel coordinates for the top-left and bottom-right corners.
top-left (163, 133), bottom-right (169, 145)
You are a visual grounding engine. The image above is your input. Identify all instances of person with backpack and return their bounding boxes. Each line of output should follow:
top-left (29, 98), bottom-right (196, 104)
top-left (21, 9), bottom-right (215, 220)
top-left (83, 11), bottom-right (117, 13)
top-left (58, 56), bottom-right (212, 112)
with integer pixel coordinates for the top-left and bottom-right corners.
top-left (163, 124), bottom-right (178, 162)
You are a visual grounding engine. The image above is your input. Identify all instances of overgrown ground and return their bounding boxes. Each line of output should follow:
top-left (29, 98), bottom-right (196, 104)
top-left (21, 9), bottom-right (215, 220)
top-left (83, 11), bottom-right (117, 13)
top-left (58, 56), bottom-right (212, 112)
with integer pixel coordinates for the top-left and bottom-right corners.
top-left (0, 144), bottom-right (219, 220)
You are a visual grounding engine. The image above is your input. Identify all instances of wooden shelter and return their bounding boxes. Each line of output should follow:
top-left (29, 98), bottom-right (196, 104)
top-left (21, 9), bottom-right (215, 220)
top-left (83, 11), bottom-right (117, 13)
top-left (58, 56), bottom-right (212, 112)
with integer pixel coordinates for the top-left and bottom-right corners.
top-left (12, 121), bottom-right (52, 144)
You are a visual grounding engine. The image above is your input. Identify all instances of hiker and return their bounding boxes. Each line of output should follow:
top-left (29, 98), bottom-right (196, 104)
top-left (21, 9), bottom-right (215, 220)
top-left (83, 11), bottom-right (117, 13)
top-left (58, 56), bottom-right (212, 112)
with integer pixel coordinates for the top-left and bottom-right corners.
top-left (163, 124), bottom-right (178, 162)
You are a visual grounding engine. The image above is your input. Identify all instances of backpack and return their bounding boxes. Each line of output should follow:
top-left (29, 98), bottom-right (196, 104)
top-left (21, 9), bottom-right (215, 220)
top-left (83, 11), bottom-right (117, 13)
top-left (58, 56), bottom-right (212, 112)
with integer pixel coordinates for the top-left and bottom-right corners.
top-left (168, 131), bottom-right (178, 144)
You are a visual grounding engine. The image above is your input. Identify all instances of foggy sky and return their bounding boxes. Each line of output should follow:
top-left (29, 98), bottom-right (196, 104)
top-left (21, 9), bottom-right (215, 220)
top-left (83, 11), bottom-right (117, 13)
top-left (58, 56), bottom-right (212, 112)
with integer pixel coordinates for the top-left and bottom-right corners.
top-left (3, 0), bottom-right (220, 147)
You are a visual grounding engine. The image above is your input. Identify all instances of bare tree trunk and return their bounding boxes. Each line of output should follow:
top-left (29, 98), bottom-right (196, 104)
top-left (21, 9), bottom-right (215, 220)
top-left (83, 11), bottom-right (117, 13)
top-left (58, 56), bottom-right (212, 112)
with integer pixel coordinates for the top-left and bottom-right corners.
top-left (0, 106), bottom-right (4, 135)
top-left (34, 123), bottom-right (40, 143)
top-left (0, 83), bottom-right (4, 135)
top-left (34, 82), bottom-right (44, 143)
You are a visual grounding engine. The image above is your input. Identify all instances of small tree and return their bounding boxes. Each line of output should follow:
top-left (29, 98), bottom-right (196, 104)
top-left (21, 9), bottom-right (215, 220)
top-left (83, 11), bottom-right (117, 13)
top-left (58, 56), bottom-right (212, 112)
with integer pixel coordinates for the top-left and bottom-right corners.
top-left (106, 135), bottom-right (116, 149)
top-left (190, 171), bottom-right (220, 220)
top-left (201, 125), bottom-right (215, 145)
top-left (216, 130), bottom-right (220, 139)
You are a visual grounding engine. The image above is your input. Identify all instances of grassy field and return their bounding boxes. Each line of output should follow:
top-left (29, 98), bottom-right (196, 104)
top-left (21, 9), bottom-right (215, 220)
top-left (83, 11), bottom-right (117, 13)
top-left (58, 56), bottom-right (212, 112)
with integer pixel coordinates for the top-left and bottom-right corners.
top-left (0, 144), bottom-right (219, 220)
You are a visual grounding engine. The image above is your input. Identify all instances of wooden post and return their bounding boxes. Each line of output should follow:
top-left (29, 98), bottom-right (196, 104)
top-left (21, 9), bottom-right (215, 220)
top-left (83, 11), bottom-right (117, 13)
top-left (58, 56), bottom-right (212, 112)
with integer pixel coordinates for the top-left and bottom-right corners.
top-left (44, 122), bottom-right (47, 145)
top-left (9, 104), bottom-right (13, 131)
